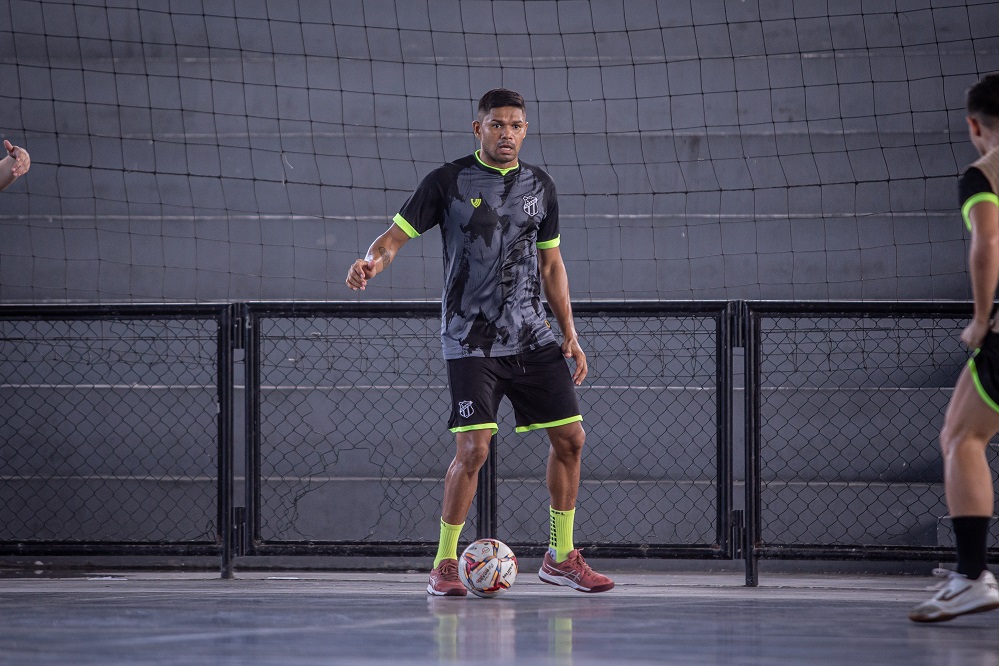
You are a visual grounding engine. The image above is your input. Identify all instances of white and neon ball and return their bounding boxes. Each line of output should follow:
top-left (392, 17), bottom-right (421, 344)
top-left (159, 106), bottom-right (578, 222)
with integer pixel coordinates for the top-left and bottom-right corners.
top-left (458, 538), bottom-right (518, 598)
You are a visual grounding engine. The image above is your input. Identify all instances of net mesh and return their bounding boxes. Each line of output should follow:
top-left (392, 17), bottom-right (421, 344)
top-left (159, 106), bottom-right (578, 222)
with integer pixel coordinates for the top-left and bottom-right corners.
top-left (2, 1), bottom-right (998, 303)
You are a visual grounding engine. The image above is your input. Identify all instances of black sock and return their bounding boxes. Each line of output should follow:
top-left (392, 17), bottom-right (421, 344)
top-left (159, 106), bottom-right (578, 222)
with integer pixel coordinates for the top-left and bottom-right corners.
top-left (953, 516), bottom-right (991, 579)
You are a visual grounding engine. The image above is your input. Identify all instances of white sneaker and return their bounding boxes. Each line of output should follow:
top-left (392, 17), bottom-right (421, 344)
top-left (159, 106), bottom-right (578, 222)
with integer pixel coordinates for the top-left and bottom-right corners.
top-left (909, 568), bottom-right (999, 622)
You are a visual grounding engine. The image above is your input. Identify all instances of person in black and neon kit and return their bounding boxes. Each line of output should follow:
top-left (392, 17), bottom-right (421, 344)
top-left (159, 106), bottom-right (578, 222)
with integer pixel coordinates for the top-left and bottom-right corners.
top-left (910, 72), bottom-right (999, 622)
top-left (346, 88), bottom-right (613, 596)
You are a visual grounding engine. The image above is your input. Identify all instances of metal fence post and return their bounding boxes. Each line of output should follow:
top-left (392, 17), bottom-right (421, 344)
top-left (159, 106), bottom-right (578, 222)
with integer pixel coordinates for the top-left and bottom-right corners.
top-left (744, 304), bottom-right (761, 587)
top-left (243, 305), bottom-right (261, 560)
top-left (476, 435), bottom-right (498, 540)
top-left (716, 302), bottom-right (735, 557)
top-left (218, 305), bottom-right (236, 579)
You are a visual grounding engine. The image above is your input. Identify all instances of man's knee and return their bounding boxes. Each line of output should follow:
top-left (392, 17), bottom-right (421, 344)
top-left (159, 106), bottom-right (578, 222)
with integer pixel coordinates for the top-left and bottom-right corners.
top-left (455, 432), bottom-right (492, 469)
top-left (550, 424), bottom-right (585, 459)
top-left (940, 426), bottom-right (958, 460)
top-left (940, 423), bottom-right (989, 461)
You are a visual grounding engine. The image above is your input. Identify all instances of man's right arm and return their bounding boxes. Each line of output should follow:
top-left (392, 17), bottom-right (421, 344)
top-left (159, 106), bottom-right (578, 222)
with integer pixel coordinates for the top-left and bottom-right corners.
top-left (347, 165), bottom-right (443, 290)
top-left (345, 223), bottom-right (412, 291)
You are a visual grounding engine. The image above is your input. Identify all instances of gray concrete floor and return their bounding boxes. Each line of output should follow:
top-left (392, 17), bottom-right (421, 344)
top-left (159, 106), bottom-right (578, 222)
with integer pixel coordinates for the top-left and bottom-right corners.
top-left (1, 568), bottom-right (997, 665)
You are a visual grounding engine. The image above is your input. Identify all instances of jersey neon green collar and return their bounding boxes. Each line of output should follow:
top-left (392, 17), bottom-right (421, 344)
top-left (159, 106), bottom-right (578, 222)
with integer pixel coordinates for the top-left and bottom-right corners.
top-left (474, 150), bottom-right (519, 175)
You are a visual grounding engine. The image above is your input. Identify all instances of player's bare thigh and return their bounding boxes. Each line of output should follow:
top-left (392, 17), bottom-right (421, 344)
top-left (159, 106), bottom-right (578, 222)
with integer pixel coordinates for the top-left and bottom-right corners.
top-left (941, 365), bottom-right (999, 449)
top-left (546, 420), bottom-right (585, 456)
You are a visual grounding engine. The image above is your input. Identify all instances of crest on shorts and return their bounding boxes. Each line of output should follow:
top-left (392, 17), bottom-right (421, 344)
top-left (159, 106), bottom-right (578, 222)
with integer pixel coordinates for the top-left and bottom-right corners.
top-left (523, 194), bottom-right (539, 216)
top-left (471, 198), bottom-right (481, 208)
top-left (458, 400), bottom-right (474, 418)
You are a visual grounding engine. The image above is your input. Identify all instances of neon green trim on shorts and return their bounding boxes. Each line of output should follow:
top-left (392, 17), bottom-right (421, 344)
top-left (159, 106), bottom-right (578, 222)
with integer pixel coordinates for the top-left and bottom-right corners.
top-left (515, 415), bottom-right (582, 433)
top-left (392, 213), bottom-right (420, 238)
top-left (536, 235), bottom-right (560, 250)
top-left (449, 423), bottom-right (499, 435)
top-left (962, 192), bottom-right (999, 231)
top-left (968, 357), bottom-right (999, 415)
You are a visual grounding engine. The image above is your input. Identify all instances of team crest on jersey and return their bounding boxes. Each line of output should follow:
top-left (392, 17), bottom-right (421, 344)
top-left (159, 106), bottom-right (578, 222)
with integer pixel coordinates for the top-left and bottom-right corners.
top-left (471, 198), bottom-right (482, 208)
top-left (523, 194), bottom-right (539, 216)
top-left (458, 400), bottom-right (474, 418)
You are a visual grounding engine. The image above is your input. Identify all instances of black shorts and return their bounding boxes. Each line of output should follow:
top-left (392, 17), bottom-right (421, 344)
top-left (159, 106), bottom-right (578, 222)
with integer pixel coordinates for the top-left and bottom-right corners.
top-left (446, 343), bottom-right (583, 434)
top-left (969, 331), bottom-right (999, 413)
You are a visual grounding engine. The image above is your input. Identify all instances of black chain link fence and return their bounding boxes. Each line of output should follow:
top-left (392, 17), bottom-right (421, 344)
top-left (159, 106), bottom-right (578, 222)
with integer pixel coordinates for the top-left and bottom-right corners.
top-left (245, 302), bottom-right (731, 558)
top-left (7, 301), bottom-right (992, 581)
top-left (0, 307), bottom-right (227, 551)
top-left (745, 302), bottom-right (999, 571)
top-left (502, 312), bottom-right (726, 552)
top-left (250, 307), bottom-right (456, 545)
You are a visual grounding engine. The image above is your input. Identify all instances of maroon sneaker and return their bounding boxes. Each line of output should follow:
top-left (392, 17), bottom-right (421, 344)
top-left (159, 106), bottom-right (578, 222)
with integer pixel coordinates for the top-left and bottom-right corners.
top-left (427, 558), bottom-right (467, 596)
top-left (538, 549), bottom-right (615, 593)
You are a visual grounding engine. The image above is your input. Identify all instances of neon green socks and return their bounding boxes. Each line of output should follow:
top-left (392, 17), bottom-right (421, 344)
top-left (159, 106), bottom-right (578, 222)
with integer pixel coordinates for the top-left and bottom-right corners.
top-left (433, 518), bottom-right (464, 568)
top-left (437, 509), bottom-right (573, 566)
top-left (548, 506), bottom-right (576, 563)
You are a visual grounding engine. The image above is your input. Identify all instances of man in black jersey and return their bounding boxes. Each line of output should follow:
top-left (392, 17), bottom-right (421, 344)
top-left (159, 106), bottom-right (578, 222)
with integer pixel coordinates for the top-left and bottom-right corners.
top-left (910, 73), bottom-right (999, 622)
top-left (347, 89), bottom-right (613, 596)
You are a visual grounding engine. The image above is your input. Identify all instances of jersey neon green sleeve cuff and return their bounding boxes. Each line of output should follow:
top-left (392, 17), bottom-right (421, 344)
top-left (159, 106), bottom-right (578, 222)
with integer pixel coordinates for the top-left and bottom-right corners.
top-left (962, 192), bottom-right (999, 231)
top-left (393, 213), bottom-right (420, 238)
top-left (536, 235), bottom-right (560, 250)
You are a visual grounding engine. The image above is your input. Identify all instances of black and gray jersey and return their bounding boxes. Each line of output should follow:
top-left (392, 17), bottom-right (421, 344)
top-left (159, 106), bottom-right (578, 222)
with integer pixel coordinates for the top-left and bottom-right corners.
top-left (393, 151), bottom-right (560, 360)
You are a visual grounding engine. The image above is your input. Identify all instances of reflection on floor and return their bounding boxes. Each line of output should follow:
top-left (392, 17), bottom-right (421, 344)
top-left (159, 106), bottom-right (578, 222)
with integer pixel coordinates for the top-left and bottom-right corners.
top-left (1, 569), bottom-right (997, 665)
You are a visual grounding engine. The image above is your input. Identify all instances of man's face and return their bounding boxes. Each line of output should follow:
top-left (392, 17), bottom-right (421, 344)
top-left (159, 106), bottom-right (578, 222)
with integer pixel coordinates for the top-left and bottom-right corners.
top-left (473, 106), bottom-right (527, 168)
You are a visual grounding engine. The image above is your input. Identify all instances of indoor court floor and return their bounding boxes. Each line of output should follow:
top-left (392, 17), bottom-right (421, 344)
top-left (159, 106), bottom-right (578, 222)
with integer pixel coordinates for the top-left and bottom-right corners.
top-left (2, 566), bottom-right (997, 665)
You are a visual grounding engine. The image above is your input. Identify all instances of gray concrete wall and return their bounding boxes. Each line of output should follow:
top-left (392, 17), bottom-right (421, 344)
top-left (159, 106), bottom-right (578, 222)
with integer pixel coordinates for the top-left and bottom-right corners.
top-left (3, 2), bottom-right (999, 555)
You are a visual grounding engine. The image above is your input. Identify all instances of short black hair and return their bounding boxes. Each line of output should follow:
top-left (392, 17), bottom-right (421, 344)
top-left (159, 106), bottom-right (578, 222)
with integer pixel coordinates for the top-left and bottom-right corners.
top-left (477, 88), bottom-right (526, 118)
top-left (967, 72), bottom-right (999, 127)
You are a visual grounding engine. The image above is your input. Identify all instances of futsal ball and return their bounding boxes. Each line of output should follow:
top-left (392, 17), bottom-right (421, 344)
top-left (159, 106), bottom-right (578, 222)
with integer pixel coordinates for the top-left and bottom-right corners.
top-left (458, 538), bottom-right (518, 598)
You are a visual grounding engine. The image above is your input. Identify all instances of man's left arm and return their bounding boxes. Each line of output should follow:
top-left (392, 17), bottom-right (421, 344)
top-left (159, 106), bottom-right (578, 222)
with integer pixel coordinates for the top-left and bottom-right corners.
top-left (539, 246), bottom-right (587, 385)
top-left (964, 198), bottom-right (999, 348)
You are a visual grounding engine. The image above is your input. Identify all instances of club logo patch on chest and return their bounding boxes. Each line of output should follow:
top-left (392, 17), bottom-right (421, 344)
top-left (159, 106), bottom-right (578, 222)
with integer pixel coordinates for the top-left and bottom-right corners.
top-left (471, 198), bottom-right (481, 208)
top-left (523, 195), bottom-right (539, 216)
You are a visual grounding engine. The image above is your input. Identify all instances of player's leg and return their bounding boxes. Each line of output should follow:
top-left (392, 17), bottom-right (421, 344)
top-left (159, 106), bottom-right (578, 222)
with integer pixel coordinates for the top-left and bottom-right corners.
top-left (538, 421), bottom-right (612, 592)
top-left (910, 350), bottom-right (999, 621)
top-left (546, 420), bottom-right (584, 560)
top-left (547, 420), bottom-right (583, 513)
top-left (442, 428), bottom-right (494, 525)
top-left (428, 428), bottom-right (494, 596)
top-left (944, 366), bottom-right (999, 565)
top-left (507, 344), bottom-right (614, 593)
top-left (428, 357), bottom-right (503, 596)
